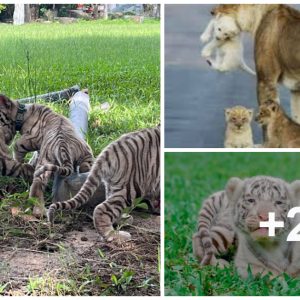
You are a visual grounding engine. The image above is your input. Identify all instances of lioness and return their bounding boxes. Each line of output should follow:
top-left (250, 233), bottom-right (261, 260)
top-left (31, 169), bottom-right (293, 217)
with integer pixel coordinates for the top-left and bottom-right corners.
top-left (211, 5), bottom-right (300, 124)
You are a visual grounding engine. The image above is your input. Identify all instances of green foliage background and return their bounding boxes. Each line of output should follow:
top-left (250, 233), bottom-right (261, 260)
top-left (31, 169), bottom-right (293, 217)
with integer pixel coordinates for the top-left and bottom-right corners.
top-left (165, 152), bottom-right (300, 296)
top-left (0, 19), bottom-right (160, 156)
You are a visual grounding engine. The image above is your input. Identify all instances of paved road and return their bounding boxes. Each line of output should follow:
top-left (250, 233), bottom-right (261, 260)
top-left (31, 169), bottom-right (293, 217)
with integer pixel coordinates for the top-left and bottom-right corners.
top-left (165, 4), bottom-right (299, 148)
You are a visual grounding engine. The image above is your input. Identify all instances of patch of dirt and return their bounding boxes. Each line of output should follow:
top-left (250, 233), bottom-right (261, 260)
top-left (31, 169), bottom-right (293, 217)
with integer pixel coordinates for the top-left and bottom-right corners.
top-left (0, 205), bottom-right (160, 296)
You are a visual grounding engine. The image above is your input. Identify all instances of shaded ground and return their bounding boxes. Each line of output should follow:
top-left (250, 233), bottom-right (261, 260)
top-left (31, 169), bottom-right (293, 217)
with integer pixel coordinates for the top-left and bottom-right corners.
top-left (0, 179), bottom-right (160, 296)
top-left (164, 4), bottom-right (300, 148)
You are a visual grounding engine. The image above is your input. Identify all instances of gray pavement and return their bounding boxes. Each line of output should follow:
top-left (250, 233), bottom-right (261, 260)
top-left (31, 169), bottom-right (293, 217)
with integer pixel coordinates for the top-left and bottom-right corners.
top-left (165, 4), bottom-right (299, 148)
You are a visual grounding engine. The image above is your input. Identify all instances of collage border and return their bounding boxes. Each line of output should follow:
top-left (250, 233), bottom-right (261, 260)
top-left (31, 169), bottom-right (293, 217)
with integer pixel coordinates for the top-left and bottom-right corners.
top-left (3, 0), bottom-right (300, 298)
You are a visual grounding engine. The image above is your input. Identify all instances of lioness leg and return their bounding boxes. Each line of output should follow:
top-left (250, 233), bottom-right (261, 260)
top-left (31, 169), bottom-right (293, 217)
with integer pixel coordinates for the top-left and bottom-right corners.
top-left (291, 91), bottom-right (300, 124)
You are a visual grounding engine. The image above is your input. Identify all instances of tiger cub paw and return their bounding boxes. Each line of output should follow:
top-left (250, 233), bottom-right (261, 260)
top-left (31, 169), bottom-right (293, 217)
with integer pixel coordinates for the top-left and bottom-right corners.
top-left (215, 259), bottom-right (230, 268)
top-left (106, 230), bottom-right (132, 243)
top-left (33, 205), bottom-right (46, 218)
top-left (119, 213), bottom-right (134, 226)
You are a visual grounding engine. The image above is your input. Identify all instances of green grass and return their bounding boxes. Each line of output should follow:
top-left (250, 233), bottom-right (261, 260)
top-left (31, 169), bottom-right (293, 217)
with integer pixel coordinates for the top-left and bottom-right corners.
top-left (165, 152), bottom-right (300, 296)
top-left (0, 19), bottom-right (160, 154)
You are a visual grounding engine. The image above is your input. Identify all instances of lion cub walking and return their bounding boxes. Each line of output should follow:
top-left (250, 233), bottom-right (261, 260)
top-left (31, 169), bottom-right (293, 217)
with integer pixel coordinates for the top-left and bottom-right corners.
top-left (224, 106), bottom-right (254, 148)
top-left (255, 100), bottom-right (300, 148)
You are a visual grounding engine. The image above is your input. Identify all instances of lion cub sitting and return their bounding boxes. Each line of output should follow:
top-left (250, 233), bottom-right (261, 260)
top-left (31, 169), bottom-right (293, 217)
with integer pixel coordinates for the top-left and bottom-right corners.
top-left (255, 100), bottom-right (300, 148)
top-left (224, 106), bottom-right (254, 148)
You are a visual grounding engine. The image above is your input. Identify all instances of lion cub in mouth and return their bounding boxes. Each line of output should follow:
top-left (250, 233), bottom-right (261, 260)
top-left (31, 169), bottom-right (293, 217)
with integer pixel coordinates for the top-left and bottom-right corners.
top-left (255, 100), bottom-right (300, 148)
top-left (224, 105), bottom-right (254, 148)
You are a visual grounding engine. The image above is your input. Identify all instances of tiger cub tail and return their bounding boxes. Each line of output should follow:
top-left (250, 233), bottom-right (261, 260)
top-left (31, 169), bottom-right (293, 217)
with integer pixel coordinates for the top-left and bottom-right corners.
top-left (47, 157), bottom-right (103, 223)
top-left (193, 191), bottom-right (234, 267)
top-left (34, 163), bottom-right (74, 178)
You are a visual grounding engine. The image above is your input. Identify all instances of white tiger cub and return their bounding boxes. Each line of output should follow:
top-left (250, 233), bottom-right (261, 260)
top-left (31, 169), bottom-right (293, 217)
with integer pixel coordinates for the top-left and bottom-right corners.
top-left (224, 106), bottom-right (254, 148)
top-left (46, 125), bottom-right (160, 243)
top-left (193, 176), bottom-right (300, 278)
top-left (200, 14), bottom-right (256, 75)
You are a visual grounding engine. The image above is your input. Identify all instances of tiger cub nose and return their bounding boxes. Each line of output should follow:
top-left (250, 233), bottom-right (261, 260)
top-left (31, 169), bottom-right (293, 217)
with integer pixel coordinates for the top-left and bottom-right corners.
top-left (258, 213), bottom-right (269, 221)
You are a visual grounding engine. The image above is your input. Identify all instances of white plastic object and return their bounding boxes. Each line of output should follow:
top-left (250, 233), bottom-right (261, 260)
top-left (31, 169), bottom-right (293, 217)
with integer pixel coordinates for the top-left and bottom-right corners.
top-left (69, 91), bottom-right (90, 140)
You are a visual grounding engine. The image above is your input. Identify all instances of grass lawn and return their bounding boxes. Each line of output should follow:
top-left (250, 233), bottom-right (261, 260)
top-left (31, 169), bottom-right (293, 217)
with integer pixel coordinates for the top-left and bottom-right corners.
top-left (0, 19), bottom-right (160, 296)
top-left (0, 19), bottom-right (160, 154)
top-left (165, 152), bottom-right (300, 296)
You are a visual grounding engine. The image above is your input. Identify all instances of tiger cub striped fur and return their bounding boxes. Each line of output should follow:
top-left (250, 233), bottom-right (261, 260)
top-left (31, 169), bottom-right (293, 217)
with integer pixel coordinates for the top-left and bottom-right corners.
top-left (0, 125), bottom-right (34, 181)
top-left (47, 125), bottom-right (160, 242)
top-left (193, 176), bottom-right (300, 278)
top-left (192, 191), bottom-right (235, 267)
top-left (0, 94), bottom-right (94, 217)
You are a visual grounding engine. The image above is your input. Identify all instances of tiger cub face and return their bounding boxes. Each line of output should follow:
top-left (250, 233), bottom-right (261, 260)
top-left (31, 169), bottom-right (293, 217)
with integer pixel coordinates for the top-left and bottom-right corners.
top-left (255, 100), bottom-right (281, 126)
top-left (0, 125), bottom-right (14, 145)
top-left (225, 106), bottom-right (253, 133)
top-left (226, 176), bottom-right (299, 244)
top-left (0, 126), bottom-right (13, 159)
top-left (0, 95), bottom-right (16, 144)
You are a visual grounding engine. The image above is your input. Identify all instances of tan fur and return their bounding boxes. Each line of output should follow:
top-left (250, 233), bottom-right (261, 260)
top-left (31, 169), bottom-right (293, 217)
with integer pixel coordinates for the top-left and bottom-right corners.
top-left (224, 106), bottom-right (254, 148)
top-left (212, 4), bottom-right (300, 126)
top-left (255, 100), bottom-right (300, 147)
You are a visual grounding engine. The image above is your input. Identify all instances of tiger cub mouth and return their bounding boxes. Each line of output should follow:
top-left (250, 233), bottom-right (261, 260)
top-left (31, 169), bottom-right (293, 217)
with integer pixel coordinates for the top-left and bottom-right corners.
top-left (249, 225), bottom-right (286, 241)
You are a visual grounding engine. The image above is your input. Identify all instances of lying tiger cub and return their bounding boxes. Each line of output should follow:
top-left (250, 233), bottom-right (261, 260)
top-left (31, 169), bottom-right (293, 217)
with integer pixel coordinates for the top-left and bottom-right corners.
top-left (193, 176), bottom-right (300, 278)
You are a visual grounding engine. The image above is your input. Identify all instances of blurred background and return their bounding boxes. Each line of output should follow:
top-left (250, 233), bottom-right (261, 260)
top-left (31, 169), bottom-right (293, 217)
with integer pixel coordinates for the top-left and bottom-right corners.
top-left (165, 4), bottom-right (300, 148)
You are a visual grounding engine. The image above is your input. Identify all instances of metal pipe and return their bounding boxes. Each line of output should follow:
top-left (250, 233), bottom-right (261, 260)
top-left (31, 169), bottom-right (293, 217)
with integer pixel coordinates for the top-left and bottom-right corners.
top-left (17, 85), bottom-right (80, 103)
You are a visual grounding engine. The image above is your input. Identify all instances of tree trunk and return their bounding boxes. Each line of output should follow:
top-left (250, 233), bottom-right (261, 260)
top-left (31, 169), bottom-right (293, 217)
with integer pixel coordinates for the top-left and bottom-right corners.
top-left (103, 4), bottom-right (108, 20)
top-left (155, 4), bottom-right (160, 19)
top-left (30, 4), bottom-right (39, 20)
top-left (93, 4), bottom-right (99, 19)
top-left (143, 4), bottom-right (153, 17)
top-left (24, 4), bottom-right (31, 22)
top-left (13, 4), bottom-right (25, 25)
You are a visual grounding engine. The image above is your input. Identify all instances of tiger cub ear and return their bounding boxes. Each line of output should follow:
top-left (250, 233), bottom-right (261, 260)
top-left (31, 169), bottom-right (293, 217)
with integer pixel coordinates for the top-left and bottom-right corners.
top-left (0, 94), bottom-right (12, 109)
top-left (290, 180), bottom-right (300, 205)
top-left (226, 177), bottom-right (243, 201)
